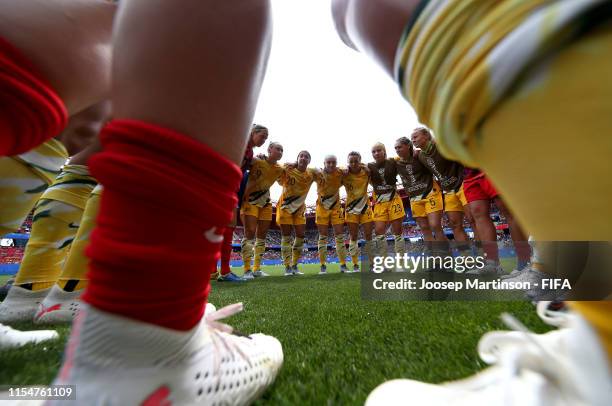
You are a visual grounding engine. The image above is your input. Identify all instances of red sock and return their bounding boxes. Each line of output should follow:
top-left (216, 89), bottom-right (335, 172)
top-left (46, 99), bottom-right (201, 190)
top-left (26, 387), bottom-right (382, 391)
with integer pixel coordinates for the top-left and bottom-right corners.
top-left (0, 36), bottom-right (67, 156)
top-left (220, 227), bottom-right (234, 276)
top-left (83, 120), bottom-right (241, 331)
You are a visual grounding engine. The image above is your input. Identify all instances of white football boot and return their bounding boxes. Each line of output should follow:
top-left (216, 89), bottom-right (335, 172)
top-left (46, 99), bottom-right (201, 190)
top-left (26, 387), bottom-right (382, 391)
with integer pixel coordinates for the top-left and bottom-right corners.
top-left (52, 302), bottom-right (283, 405)
top-left (33, 285), bottom-right (83, 325)
top-left (366, 306), bottom-right (612, 406)
top-left (476, 301), bottom-right (571, 364)
top-left (0, 285), bottom-right (51, 323)
top-left (0, 323), bottom-right (58, 349)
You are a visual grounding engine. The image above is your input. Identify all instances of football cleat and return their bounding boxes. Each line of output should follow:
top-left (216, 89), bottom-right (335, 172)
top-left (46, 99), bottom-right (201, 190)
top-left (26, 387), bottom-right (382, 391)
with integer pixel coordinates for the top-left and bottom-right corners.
top-left (339, 264), bottom-right (349, 274)
top-left (34, 285), bottom-right (82, 325)
top-left (319, 265), bottom-right (327, 275)
top-left (242, 271), bottom-right (255, 280)
top-left (0, 323), bottom-right (58, 349)
top-left (0, 285), bottom-right (50, 323)
top-left (217, 272), bottom-right (246, 283)
top-left (53, 303), bottom-right (283, 405)
top-left (366, 306), bottom-right (612, 405)
top-left (253, 270), bottom-right (269, 278)
top-left (353, 264), bottom-right (360, 273)
top-left (291, 265), bottom-right (304, 275)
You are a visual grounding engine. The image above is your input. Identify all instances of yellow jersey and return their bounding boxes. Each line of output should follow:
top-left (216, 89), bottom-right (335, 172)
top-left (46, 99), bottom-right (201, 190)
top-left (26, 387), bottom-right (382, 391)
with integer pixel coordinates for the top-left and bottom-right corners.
top-left (278, 166), bottom-right (315, 214)
top-left (342, 167), bottom-right (370, 215)
top-left (313, 168), bottom-right (343, 210)
top-left (243, 158), bottom-right (283, 207)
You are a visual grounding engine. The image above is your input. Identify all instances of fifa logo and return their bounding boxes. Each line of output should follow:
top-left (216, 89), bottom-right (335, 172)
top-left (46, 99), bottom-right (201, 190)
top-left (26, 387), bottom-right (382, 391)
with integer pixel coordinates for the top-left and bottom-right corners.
top-left (378, 168), bottom-right (388, 186)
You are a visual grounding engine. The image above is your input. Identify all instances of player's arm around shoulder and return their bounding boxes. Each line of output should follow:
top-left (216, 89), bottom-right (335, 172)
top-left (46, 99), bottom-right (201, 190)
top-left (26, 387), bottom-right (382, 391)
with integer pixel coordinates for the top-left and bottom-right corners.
top-left (361, 163), bottom-right (371, 176)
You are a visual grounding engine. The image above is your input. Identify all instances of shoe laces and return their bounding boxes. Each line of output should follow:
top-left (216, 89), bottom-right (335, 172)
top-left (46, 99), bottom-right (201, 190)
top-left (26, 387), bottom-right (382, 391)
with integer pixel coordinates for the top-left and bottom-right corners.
top-left (535, 301), bottom-right (570, 328)
top-left (204, 303), bottom-right (253, 383)
top-left (492, 312), bottom-right (582, 403)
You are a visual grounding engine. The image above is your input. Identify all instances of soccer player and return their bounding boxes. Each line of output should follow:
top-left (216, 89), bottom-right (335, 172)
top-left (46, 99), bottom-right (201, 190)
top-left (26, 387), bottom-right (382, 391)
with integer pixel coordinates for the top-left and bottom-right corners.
top-left (393, 136), bottom-right (445, 249)
top-left (0, 102), bottom-right (109, 238)
top-left (410, 127), bottom-right (471, 252)
top-left (277, 151), bottom-right (316, 276)
top-left (332, 0), bottom-right (612, 404)
top-left (0, 104), bottom-right (109, 323)
top-left (463, 170), bottom-right (531, 274)
top-left (218, 124), bottom-right (269, 282)
top-left (0, 161), bottom-right (98, 323)
top-left (0, 1), bottom-right (282, 403)
top-left (313, 155), bottom-right (349, 274)
top-left (342, 151), bottom-right (374, 271)
top-left (239, 141), bottom-right (284, 280)
top-left (368, 142), bottom-right (406, 265)
top-left (31, 137), bottom-right (105, 325)
top-left (36, 184), bottom-right (103, 324)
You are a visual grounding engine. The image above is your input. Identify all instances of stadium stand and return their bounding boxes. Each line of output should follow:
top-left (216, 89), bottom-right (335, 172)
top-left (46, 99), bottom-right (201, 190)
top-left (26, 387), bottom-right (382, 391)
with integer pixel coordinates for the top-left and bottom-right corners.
top-left (1, 197), bottom-right (515, 271)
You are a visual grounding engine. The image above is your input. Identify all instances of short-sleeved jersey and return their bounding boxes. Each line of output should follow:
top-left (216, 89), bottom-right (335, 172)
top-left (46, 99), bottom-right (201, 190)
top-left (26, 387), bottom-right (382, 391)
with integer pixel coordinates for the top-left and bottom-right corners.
top-left (242, 158), bottom-right (283, 207)
top-left (342, 167), bottom-right (370, 215)
top-left (367, 159), bottom-right (398, 203)
top-left (419, 142), bottom-right (463, 193)
top-left (278, 166), bottom-right (316, 214)
top-left (394, 156), bottom-right (434, 201)
top-left (314, 168), bottom-right (343, 210)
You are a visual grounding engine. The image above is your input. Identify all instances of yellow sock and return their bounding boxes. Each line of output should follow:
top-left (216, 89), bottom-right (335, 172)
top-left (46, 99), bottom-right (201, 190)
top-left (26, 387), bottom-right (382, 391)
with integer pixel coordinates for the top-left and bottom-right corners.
top-left (570, 302), bottom-right (612, 364)
top-left (281, 236), bottom-right (292, 267)
top-left (14, 200), bottom-right (85, 290)
top-left (335, 235), bottom-right (347, 266)
top-left (240, 238), bottom-right (254, 272)
top-left (253, 238), bottom-right (266, 271)
top-left (292, 237), bottom-right (304, 267)
top-left (57, 185), bottom-right (102, 288)
top-left (349, 240), bottom-right (359, 265)
top-left (318, 235), bottom-right (328, 265)
top-left (18, 281), bottom-right (55, 291)
top-left (57, 279), bottom-right (88, 292)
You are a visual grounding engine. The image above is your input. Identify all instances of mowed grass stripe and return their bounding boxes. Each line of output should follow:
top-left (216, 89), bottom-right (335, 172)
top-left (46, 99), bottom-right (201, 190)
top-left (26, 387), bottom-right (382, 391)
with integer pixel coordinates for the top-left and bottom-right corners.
top-left (0, 261), bottom-right (548, 405)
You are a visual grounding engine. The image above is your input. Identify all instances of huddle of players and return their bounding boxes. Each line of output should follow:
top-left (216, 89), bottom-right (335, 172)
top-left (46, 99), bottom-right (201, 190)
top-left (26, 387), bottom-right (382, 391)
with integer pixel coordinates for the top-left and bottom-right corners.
top-left (238, 126), bottom-right (481, 278)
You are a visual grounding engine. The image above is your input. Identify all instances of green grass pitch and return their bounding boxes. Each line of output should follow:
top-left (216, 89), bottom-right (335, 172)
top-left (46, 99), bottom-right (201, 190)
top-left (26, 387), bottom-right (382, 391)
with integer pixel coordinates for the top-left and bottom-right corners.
top-left (0, 261), bottom-right (551, 404)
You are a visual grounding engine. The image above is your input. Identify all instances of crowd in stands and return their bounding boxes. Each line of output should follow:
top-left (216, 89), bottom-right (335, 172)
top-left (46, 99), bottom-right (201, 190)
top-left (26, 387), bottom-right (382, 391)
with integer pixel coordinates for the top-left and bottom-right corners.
top-left (15, 214), bottom-right (32, 234)
top-left (0, 246), bottom-right (24, 264)
top-left (1, 204), bottom-right (509, 265)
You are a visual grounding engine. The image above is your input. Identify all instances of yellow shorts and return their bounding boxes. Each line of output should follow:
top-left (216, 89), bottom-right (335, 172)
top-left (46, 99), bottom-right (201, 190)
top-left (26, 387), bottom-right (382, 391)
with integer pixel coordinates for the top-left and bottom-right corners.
top-left (276, 205), bottom-right (306, 226)
top-left (410, 184), bottom-right (443, 218)
top-left (443, 184), bottom-right (468, 213)
top-left (345, 207), bottom-right (373, 225)
top-left (373, 194), bottom-right (405, 223)
top-left (315, 204), bottom-right (344, 226)
top-left (240, 202), bottom-right (273, 221)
